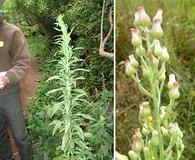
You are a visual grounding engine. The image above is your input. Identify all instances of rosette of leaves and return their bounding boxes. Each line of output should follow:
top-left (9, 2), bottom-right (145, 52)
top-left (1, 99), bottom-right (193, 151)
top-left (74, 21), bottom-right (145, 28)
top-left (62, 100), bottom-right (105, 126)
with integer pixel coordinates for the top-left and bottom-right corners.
top-left (116, 6), bottom-right (184, 160)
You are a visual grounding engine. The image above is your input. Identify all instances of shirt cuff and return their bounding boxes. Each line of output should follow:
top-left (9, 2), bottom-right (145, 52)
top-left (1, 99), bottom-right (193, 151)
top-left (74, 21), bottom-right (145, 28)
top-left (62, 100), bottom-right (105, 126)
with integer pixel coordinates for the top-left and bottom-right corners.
top-left (6, 71), bottom-right (18, 86)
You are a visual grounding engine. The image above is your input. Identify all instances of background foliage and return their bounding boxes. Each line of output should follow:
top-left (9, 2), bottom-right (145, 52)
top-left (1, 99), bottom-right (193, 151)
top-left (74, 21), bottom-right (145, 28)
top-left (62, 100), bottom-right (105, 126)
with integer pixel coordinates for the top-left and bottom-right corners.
top-left (116, 0), bottom-right (195, 159)
top-left (2, 0), bottom-right (113, 159)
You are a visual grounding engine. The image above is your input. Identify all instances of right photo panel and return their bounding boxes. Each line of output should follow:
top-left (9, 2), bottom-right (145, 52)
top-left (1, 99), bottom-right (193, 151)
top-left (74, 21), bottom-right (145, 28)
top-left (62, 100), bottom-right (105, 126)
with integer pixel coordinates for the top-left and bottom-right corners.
top-left (115, 0), bottom-right (195, 159)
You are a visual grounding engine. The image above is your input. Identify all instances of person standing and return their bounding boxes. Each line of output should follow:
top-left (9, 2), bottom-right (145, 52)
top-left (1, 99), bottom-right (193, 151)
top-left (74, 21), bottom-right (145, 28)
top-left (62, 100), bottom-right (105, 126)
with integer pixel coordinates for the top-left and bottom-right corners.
top-left (0, 0), bottom-right (32, 159)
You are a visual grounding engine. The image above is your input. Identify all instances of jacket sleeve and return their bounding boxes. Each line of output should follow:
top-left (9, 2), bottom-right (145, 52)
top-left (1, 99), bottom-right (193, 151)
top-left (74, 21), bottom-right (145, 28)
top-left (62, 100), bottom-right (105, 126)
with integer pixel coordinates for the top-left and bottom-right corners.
top-left (6, 30), bottom-right (30, 86)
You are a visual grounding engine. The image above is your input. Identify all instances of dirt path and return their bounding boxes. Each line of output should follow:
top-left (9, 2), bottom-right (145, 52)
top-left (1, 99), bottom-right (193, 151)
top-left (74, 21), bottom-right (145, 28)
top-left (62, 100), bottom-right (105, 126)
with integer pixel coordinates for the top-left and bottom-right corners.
top-left (20, 56), bottom-right (43, 116)
top-left (9, 55), bottom-right (43, 160)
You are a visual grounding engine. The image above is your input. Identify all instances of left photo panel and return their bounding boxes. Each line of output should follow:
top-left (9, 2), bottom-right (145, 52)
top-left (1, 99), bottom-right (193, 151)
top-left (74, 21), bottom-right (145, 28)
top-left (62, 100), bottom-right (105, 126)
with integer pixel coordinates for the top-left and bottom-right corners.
top-left (0, 0), bottom-right (114, 159)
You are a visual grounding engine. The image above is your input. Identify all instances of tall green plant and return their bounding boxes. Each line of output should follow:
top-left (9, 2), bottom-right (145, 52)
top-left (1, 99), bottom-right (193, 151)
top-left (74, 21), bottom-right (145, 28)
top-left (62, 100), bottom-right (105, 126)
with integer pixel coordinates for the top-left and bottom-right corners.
top-left (46, 15), bottom-right (93, 160)
top-left (116, 6), bottom-right (184, 160)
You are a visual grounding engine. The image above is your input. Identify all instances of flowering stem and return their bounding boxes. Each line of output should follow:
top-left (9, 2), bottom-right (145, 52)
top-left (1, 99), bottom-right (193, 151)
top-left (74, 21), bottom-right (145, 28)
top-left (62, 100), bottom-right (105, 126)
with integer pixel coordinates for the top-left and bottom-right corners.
top-left (151, 74), bottom-right (164, 160)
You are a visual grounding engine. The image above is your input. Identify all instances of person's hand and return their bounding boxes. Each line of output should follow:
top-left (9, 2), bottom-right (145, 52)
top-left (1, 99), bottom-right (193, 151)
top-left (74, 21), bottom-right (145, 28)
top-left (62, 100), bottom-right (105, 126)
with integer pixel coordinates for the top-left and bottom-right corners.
top-left (0, 76), bottom-right (10, 89)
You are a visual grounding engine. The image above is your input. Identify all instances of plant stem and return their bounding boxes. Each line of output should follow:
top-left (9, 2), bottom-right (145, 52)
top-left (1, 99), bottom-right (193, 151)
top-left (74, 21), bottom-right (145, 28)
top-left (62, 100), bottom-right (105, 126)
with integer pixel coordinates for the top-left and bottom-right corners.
top-left (151, 76), bottom-right (164, 160)
top-left (132, 75), bottom-right (152, 97)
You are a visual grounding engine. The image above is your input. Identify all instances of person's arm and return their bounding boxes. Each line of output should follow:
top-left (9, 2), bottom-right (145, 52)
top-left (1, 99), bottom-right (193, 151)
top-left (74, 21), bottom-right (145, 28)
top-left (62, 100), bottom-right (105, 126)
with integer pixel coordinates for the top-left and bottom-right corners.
top-left (5, 30), bottom-right (30, 86)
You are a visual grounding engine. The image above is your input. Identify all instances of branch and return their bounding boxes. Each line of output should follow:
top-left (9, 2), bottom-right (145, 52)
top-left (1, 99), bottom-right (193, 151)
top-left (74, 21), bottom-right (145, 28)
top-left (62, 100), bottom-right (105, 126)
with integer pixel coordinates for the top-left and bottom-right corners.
top-left (99, 0), bottom-right (114, 61)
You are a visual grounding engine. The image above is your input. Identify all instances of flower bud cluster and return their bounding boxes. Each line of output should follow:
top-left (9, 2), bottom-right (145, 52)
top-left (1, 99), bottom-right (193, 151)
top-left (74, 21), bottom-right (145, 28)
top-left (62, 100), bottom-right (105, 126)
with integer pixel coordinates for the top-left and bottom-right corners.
top-left (118, 6), bottom-right (184, 160)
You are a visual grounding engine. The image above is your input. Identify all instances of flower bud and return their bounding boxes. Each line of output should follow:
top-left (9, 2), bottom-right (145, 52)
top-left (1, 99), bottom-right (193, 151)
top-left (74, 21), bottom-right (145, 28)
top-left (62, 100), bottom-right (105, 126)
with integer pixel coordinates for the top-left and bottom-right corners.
top-left (170, 123), bottom-right (177, 134)
top-left (142, 127), bottom-right (150, 135)
top-left (170, 122), bottom-right (183, 138)
top-left (169, 83), bottom-right (180, 100)
top-left (134, 128), bottom-right (142, 139)
top-left (124, 60), bottom-right (136, 77)
top-left (158, 65), bottom-right (166, 81)
top-left (151, 19), bottom-right (163, 39)
top-left (115, 151), bottom-right (129, 160)
top-left (142, 66), bottom-right (150, 78)
top-left (168, 74), bottom-right (177, 89)
top-left (161, 126), bottom-right (168, 136)
top-left (153, 40), bottom-right (162, 57)
top-left (132, 135), bottom-right (144, 152)
top-left (143, 147), bottom-right (150, 159)
top-left (135, 45), bottom-right (145, 56)
top-left (134, 11), bottom-right (140, 26)
top-left (151, 130), bottom-right (159, 146)
top-left (148, 52), bottom-right (159, 67)
top-left (136, 6), bottom-right (151, 27)
top-left (153, 9), bottom-right (163, 24)
top-left (128, 150), bottom-right (138, 160)
top-left (129, 55), bottom-right (139, 68)
top-left (139, 102), bottom-right (151, 120)
top-left (159, 46), bottom-right (169, 62)
top-left (130, 28), bottom-right (142, 47)
top-left (160, 106), bottom-right (166, 120)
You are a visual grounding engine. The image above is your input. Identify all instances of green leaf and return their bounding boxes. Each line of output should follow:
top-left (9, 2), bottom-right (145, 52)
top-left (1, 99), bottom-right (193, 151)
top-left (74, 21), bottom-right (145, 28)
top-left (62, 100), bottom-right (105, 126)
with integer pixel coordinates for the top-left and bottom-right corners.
top-left (50, 120), bottom-right (63, 135)
top-left (46, 75), bottom-right (61, 81)
top-left (76, 113), bottom-right (96, 121)
top-left (65, 117), bottom-right (71, 134)
top-left (76, 126), bottom-right (84, 140)
top-left (48, 102), bottom-right (63, 118)
top-left (61, 134), bottom-right (69, 151)
top-left (46, 87), bottom-right (63, 95)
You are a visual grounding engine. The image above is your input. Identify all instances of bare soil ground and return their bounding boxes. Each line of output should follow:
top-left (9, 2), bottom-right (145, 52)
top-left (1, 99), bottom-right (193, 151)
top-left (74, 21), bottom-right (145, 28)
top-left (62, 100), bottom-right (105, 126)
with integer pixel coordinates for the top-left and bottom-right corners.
top-left (9, 56), bottom-right (43, 160)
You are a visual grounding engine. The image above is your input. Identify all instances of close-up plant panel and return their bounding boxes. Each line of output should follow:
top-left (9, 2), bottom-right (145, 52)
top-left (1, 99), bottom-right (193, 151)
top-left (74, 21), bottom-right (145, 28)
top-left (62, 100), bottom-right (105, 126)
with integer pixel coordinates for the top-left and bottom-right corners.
top-left (116, 0), bottom-right (195, 160)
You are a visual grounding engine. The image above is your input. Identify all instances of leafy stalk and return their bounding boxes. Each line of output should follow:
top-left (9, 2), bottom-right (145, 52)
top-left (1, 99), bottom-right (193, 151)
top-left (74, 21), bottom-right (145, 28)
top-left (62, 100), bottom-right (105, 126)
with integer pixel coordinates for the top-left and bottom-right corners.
top-left (46, 15), bottom-right (93, 160)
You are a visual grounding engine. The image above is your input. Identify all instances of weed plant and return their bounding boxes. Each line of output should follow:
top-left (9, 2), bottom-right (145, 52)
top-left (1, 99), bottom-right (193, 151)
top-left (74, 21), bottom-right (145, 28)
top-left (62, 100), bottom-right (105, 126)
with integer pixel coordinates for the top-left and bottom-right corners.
top-left (116, 7), bottom-right (184, 160)
top-left (45, 15), bottom-right (94, 160)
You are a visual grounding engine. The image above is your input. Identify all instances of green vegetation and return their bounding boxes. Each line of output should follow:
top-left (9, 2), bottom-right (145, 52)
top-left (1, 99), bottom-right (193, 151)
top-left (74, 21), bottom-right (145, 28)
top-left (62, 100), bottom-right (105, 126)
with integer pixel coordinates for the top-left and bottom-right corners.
top-left (117, 6), bottom-right (184, 160)
top-left (116, 0), bottom-right (195, 159)
top-left (2, 0), bottom-right (113, 159)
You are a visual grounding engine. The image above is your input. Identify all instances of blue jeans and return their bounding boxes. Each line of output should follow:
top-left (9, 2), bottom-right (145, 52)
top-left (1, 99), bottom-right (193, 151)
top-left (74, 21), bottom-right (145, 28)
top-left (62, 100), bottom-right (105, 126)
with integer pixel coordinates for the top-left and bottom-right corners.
top-left (0, 90), bottom-right (32, 160)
